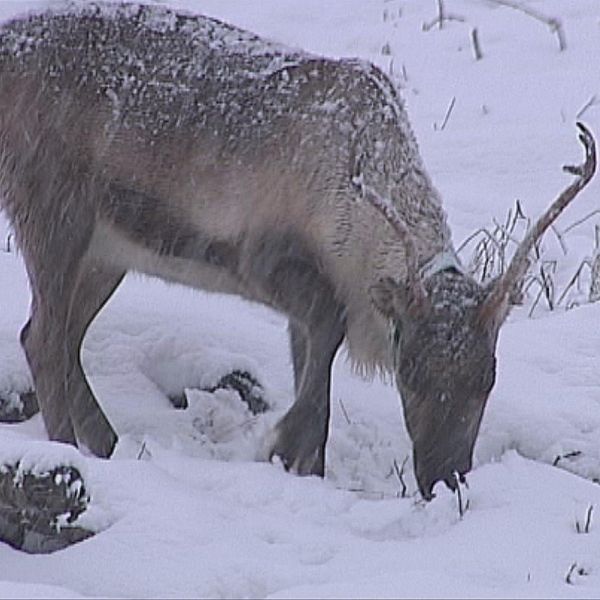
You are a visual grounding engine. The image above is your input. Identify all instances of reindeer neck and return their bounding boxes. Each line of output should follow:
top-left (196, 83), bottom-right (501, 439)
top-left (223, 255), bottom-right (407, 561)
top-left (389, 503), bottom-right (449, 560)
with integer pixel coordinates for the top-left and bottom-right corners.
top-left (422, 257), bottom-right (486, 313)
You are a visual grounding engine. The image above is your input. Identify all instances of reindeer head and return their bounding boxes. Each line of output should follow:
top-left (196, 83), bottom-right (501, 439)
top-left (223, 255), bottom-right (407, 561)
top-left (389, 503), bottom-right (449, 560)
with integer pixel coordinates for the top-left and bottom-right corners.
top-left (368, 123), bottom-right (596, 500)
top-left (371, 267), bottom-right (498, 499)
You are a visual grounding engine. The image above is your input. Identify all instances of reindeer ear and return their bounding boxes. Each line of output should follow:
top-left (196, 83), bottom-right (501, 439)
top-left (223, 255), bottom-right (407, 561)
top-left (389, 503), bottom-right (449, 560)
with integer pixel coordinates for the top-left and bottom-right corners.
top-left (371, 277), bottom-right (428, 320)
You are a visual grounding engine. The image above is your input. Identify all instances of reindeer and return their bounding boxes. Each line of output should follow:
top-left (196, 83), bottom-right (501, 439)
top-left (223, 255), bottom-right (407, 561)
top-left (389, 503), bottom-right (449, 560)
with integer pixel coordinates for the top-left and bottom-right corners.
top-left (0, 2), bottom-right (595, 499)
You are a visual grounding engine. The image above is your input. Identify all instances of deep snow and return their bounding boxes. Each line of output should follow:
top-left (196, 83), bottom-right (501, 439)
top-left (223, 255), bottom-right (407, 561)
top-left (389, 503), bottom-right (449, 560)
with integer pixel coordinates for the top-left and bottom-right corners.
top-left (1, 1), bottom-right (600, 598)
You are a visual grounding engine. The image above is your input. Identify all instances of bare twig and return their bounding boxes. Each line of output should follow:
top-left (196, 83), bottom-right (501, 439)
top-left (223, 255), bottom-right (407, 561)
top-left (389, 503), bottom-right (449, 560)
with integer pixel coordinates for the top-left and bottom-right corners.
top-left (422, 0), bottom-right (466, 31)
top-left (471, 27), bottom-right (483, 60)
top-left (590, 226), bottom-right (600, 302)
top-left (137, 441), bottom-right (152, 460)
top-left (454, 472), bottom-right (470, 519)
top-left (556, 259), bottom-right (593, 306)
top-left (551, 224), bottom-right (568, 256)
top-left (491, 217), bottom-right (526, 249)
top-left (401, 63), bottom-right (408, 82)
top-left (457, 226), bottom-right (503, 255)
top-left (434, 96), bottom-right (456, 131)
top-left (576, 94), bottom-right (600, 119)
top-left (436, 0), bottom-right (444, 30)
top-left (392, 456), bottom-right (409, 498)
top-left (575, 505), bottom-right (594, 534)
top-left (565, 562), bottom-right (588, 584)
top-left (565, 563), bottom-right (578, 584)
top-left (535, 260), bottom-right (556, 314)
top-left (338, 398), bottom-right (352, 425)
top-left (483, 0), bottom-right (566, 51)
top-left (561, 209), bottom-right (600, 235)
top-left (345, 487), bottom-right (385, 499)
top-left (557, 224), bottom-right (600, 306)
top-left (383, 3), bottom-right (402, 23)
top-left (527, 281), bottom-right (545, 317)
top-left (460, 199), bottom-right (529, 291)
top-left (552, 450), bottom-right (582, 466)
top-left (511, 199), bottom-right (528, 228)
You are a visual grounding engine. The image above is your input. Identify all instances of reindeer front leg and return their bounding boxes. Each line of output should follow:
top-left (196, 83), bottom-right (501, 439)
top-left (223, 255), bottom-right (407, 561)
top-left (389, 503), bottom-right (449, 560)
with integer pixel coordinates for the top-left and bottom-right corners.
top-left (247, 234), bottom-right (346, 476)
top-left (288, 321), bottom-right (311, 396)
top-left (63, 262), bottom-right (124, 456)
top-left (273, 305), bottom-right (344, 475)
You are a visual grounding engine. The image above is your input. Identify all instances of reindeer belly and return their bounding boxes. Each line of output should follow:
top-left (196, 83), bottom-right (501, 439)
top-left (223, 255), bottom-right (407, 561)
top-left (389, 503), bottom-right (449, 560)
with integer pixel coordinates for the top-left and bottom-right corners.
top-left (88, 216), bottom-right (246, 299)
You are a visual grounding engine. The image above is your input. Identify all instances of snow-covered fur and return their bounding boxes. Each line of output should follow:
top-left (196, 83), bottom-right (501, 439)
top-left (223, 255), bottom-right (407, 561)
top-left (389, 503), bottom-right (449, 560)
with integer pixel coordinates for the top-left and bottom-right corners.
top-left (0, 1), bottom-right (464, 480)
top-left (0, 1), bottom-right (451, 375)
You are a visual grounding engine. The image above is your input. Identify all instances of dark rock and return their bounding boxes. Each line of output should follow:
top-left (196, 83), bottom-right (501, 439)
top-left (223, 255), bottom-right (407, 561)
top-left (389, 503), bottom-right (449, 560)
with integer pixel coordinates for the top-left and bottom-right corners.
top-left (168, 391), bottom-right (188, 410)
top-left (168, 370), bottom-right (269, 415)
top-left (210, 370), bottom-right (269, 415)
top-left (0, 390), bottom-right (39, 423)
top-left (0, 462), bottom-right (93, 553)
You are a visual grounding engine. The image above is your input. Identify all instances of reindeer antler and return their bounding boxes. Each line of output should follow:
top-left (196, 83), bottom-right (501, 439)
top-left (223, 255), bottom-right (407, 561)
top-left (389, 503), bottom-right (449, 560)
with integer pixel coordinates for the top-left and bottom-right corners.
top-left (357, 180), bottom-right (429, 308)
top-left (480, 122), bottom-right (597, 323)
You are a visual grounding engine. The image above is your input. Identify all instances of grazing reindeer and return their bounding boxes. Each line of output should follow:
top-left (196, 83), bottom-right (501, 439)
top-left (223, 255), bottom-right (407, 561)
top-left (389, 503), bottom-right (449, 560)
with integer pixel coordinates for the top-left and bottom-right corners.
top-left (0, 2), bottom-right (595, 499)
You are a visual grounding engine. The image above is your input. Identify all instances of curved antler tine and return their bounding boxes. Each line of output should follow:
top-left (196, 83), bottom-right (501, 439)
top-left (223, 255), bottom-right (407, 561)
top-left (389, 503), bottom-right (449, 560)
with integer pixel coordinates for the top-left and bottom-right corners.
top-left (564, 122), bottom-right (597, 181)
top-left (358, 183), bottom-right (429, 309)
top-left (479, 122), bottom-right (597, 325)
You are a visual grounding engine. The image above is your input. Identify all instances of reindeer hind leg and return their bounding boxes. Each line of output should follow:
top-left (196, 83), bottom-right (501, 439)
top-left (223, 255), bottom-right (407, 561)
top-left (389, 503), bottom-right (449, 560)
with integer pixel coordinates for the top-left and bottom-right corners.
top-left (10, 153), bottom-right (124, 454)
top-left (64, 261), bottom-right (124, 457)
top-left (20, 287), bottom-right (77, 446)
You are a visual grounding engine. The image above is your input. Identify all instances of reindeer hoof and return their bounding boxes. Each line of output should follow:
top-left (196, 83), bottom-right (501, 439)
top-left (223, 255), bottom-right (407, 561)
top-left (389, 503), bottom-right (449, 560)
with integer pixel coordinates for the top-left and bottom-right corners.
top-left (266, 411), bottom-right (326, 477)
top-left (78, 428), bottom-right (117, 459)
top-left (0, 461), bottom-right (93, 553)
top-left (74, 416), bottom-right (118, 459)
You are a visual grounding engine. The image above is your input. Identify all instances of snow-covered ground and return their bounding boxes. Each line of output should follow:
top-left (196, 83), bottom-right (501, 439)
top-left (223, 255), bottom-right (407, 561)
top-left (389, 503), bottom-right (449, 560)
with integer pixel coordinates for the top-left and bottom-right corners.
top-left (1, 0), bottom-right (600, 597)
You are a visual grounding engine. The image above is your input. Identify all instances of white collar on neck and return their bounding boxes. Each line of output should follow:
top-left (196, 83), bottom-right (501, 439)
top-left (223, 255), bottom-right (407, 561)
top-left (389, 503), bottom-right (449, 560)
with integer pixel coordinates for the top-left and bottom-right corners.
top-left (419, 249), bottom-right (464, 280)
